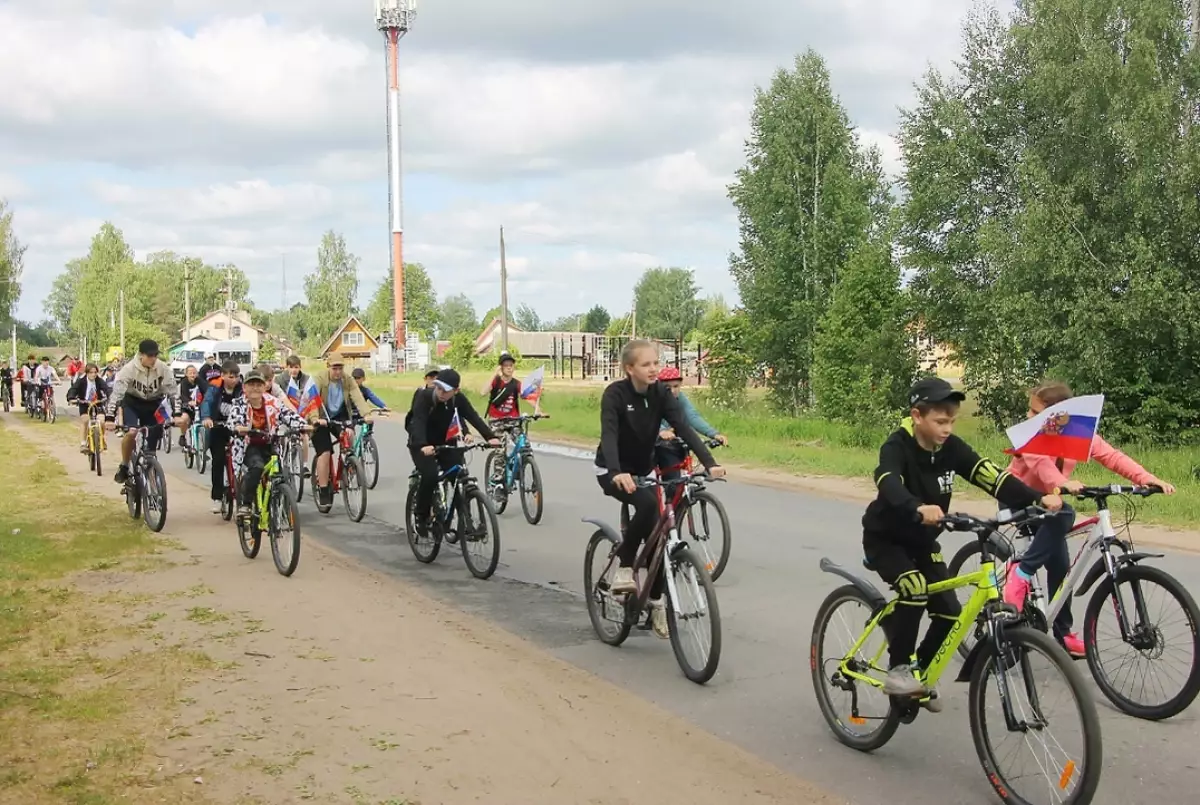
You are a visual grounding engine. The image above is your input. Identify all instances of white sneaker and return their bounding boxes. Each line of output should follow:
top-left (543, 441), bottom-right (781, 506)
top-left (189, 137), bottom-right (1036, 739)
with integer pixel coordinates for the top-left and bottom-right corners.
top-left (210, 501), bottom-right (221, 514)
top-left (882, 664), bottom-right (928, 697)
top-left (649, 597), bottom-right (669, 638)
top-left (610, 566), bottom-right (636, 593)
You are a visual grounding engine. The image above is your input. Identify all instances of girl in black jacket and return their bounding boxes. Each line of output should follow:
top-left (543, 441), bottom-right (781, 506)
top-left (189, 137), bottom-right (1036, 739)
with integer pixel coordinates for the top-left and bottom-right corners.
top-left (67, 363), bottom-right (109, 451)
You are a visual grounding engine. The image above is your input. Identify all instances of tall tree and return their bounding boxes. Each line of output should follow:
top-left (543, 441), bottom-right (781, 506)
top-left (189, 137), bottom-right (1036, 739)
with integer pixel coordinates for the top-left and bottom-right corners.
top-left (439, 294), bottom-right (479, 338)
top-left (0, 199), bottom-right (27, 326)
top-left (362, 262), bottom-right (440, 339)
top-left (632, 267), bottom-right (703, 341)
top-left (729, 49), bottom-right (885, 412)
top-left (582, 304), bottom-right (611, 334)
top-left (302, 230), bottom-right (360, 344)
top-left (70, 223), bottom-right (137, 353)
top-left (45, 258), bottom-right (84, 334)
top-left (899, 0), bottom-right (1200, 440)
top-left (513, 303), bottom-right (542, 331)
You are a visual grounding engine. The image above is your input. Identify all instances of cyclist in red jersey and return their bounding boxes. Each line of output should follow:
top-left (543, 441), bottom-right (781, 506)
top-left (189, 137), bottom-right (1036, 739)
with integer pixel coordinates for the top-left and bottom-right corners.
top-left (482, 352), bottom-right (521, 421)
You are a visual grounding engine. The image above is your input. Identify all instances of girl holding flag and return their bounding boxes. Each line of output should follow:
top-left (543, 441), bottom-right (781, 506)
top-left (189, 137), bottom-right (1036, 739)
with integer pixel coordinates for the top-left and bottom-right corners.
top-left (1004, 380), bottom-right (1175, 656)
top-left (67, 363), bottom-right (109, 451)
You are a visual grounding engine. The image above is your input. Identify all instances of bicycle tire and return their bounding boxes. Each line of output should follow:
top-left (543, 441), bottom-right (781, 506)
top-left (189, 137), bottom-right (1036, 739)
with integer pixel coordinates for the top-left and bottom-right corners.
top-left (92, 425), bottom-right (104, 477)
top-left (405, 480), bottom-right (441, 563)
top-left (459, 485), bottom-right (500, 580)
top-left (184, 441), bottom-right (194, 469)
top-left (1084, 563), bottom-right (1200, 720)
top-left (519, 453), bottom-right (544, 525)
top-left (269, 482), bottom-right (301, 576)
top-left (237, 512), bottom-right (261, 559)
top-left (584, 530), bottom-right (633, 646)
top-left (197, 430), bottom-right (209, 475)
top-left (682, 489), bottom-right (732, 583)
top-left (292, 444), bottom-right (307, 502)
top-left (46, 399), bottom-right (55, 424)
top-left (666, 546), bottom-right (722, 684)
top-left (220, 483), bottom-right (234, 522)
top-left (126, 477), bottom-right (141, 520)
top-left (810, 584), bottom-right (903, 752)
top-left (485, 451), bottom-right (509, 515)
top-left (164, 427), bottom-right (172, 454)
top-left (342, 456), bottom-right (367, 522)
top-left (363, 435), bottom-right (380, 490)
top-left (141, 458), bottom-right (168, 533)
top-left (969, 626), bottom-right (1102, 805)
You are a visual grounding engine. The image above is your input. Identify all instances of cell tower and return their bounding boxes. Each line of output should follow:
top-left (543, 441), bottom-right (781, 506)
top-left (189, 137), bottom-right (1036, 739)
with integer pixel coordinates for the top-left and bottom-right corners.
top-left (375, 0), bottom-right (417, 368)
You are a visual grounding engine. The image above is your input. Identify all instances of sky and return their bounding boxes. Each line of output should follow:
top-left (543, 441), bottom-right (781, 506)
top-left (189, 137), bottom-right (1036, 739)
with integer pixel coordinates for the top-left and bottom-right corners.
top-left (0, 0), bottom-right (1007, 328)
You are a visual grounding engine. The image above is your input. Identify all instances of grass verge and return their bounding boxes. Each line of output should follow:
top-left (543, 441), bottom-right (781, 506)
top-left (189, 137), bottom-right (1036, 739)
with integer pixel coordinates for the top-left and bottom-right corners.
top-left (0, 418), bottom-right (220, 804)
top-left (361, 369), bottom-right (1198, 528)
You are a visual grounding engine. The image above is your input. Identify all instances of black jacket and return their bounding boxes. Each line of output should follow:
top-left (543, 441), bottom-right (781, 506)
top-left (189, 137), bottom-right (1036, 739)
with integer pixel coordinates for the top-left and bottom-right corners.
top-left (200, 361), bottom-right (223, 385)
top-left (406, 387), bottom-right (495, 448)
top-left (179, 376), bottom-right (204, 409)
top-left (862, 418), bottom-right (1042, 546)
top-left (67, 375), bottom-right (109, 404)
top-left (595, 378), bottom-right (716, 477)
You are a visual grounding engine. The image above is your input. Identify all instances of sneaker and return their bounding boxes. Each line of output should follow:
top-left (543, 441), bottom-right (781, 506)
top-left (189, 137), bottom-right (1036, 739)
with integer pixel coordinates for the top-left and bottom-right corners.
top-left (610, 566), bottom-right (636, 593)
top-left (920, 690), bottom-right (944, 713)
top-left (113, 464), bottom-right (129, 485)
top-left (178, 435), bottom-right (186, 448)
top-left (1002, 567), bottom-right (1032, 612)
top-left (649, 597), bottom-right (669, 638)
top-left (236, 504), bottom-right (252, 518)
top-left (882, 664), bottom-right (928, 697)
top-left (210, 501), bottom-right (221, 514)
top-left (79, 441), bottom-right (88, 453)
top-left (1061, 632), bottom-right (1086, 658)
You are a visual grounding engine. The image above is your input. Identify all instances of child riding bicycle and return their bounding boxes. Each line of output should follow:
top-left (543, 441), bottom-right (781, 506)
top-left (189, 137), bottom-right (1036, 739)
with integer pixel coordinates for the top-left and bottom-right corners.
top-left (1002, 380), bottom-right (1176, 657)
top-left (863, 377), bottom-right (1061, 707)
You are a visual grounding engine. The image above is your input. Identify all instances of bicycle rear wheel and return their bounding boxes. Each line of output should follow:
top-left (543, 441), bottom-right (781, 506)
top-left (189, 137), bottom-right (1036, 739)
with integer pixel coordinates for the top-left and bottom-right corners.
top-left (519, 453), bottom-right (544, 525)
top-left (1084, 563), bottom-right (1200, 720)
top-left (969, 626), bottom-right (1102, 805)
top-left (584, 531), bottom-right (634, 646)
top-left (484, 451), bottom-right (509, 514)
top-left (140, 458), bottom-right (168, 533)
top-left (269, 482), bottom-right (301, 576)
top-left (341, 456), bottom-right (367, 522)
top-left (196, 429), bottom-right (209, 475)
top-left (665, 546), bottom-right (721, 684)
top-left (459, 485), bottom-right (500, 580)
top-left (681, 489), bottom-right (732, 582)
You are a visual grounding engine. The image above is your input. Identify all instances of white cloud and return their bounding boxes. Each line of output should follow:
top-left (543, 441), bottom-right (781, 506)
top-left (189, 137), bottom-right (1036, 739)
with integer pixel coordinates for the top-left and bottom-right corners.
top-left (1, 1), bottom-right (995, 326)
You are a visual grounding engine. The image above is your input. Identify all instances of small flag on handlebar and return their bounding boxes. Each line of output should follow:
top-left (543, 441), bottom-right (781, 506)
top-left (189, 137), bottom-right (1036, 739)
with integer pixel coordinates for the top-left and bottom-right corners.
top-left (521, 365), bottom-right (544, 414)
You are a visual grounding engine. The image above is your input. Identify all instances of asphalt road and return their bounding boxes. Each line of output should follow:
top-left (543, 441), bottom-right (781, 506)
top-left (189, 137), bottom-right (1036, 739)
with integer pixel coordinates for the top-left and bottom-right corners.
top-left (134, 410), bottom-right (1200, 805)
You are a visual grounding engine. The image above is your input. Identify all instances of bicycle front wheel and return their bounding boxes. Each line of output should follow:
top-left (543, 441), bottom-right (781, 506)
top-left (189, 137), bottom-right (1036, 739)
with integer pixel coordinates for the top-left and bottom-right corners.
top-left (665, 546), bottom-right (721, 684)
top-left (140, 458), bottom-right (168, 533)
top-left (681, 489), bottom-right (732, 582)
top-left (459, 485), bottom-right (500, 580)
top-left (1084, 563), bottom-right (1200, 720)
top-left (269, 482), bottom-right (301, 577)
top-left (518, 453), bottom-right (544, 525)
top-left (405, 479), bottom-right (441, 563)
top-left (341, 456), bottom-right (367, 522)
top-left (969, 626), bottom-right (1102, 805)
top-left (363, 435), bottom-right (380, 490)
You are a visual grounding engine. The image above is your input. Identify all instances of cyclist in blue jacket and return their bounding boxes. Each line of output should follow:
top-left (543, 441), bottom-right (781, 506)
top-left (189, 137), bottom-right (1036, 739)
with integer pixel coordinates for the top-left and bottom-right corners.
top-left (655, 366), bottom-right (727, 479)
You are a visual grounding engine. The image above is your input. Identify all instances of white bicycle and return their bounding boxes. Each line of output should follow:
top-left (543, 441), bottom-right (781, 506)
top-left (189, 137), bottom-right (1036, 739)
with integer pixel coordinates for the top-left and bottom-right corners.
top-left (948, 484), bottom-right (1200, 720)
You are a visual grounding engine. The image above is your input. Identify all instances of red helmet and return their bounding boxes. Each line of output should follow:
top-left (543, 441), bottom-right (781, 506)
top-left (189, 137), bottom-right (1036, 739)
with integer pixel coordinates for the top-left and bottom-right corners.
top-left (658, 366), bottom-right (682, 382)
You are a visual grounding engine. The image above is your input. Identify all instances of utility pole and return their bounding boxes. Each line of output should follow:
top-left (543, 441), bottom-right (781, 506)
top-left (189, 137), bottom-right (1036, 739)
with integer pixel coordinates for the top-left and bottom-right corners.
top-left (499, 225), bottom-right (509, 351)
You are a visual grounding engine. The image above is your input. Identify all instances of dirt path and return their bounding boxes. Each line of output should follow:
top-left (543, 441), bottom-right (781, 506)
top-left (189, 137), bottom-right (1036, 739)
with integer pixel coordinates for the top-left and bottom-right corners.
top-left (7, 415), bottom-right (842, 805)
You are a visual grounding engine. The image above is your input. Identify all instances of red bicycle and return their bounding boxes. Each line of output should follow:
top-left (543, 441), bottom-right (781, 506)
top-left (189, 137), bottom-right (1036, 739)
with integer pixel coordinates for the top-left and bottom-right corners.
top-left (308, 420), bottom-right (367, 522)
top-left (215, 424), bottom-right (238, 522)
top-left (38, 384), bottom-right (56, 424)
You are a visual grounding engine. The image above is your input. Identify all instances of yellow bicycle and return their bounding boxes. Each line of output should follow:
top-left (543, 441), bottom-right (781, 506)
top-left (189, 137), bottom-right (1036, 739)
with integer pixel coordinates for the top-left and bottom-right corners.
top-left (82, 400), bottom-right (107, 477)
top-left (810, 506), bottom-right (1102, 805)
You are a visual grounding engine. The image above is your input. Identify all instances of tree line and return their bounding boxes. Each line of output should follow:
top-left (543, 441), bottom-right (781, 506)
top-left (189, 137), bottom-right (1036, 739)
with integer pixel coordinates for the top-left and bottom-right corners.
top-left (708, 0), bottom-right (1200, 444)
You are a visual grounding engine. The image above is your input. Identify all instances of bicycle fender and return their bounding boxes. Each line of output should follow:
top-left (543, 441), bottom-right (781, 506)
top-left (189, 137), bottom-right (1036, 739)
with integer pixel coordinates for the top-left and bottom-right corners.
top-left (1074, 552), bottom-right (1165, 597)
top-left (955, 637), bottom-right (989, 683)
top-left (819, 558), bottom-right (887, 610)
top-left (582, 517), bottom-right (623, 546)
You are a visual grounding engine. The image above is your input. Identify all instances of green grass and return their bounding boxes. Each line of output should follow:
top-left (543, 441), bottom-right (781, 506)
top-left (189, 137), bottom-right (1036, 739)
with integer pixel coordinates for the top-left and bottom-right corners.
top-left (0, 419), bottom-right (222, 805)
top-left (358, 369), bottom-right (1199, 528)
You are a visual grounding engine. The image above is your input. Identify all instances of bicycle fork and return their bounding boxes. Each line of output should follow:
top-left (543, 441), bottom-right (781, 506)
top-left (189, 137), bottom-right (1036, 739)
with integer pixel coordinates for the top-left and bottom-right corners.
top-left (987, 614), bottom-right (1049, 733)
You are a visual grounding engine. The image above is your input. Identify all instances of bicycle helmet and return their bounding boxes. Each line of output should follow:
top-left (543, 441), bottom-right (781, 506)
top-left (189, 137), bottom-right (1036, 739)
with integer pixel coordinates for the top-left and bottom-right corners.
top-left (658, 366), bottom-right (682, 382)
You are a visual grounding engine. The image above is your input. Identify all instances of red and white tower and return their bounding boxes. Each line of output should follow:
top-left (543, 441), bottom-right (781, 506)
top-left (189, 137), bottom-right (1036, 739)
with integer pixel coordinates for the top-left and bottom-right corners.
top-left (375, 0), bottom-right (417, 368)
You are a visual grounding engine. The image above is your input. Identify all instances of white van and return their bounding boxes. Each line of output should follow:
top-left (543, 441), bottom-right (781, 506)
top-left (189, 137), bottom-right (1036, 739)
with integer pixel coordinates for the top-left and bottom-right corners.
top-left (170, 338), bottom-right (254, 380)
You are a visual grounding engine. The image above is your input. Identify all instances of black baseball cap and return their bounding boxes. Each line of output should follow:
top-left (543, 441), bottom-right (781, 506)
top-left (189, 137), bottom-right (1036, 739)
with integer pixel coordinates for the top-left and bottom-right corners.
top-left (498, 351), bottom-right (515, 365)
top-left (244, 369), bottom-right (267, 384)
top-left (433, 368), bottom-right (461, 391)
top-left (138, 339), bottom-right (160, 357)
top-left (908, 377), bottom-right (966, 407)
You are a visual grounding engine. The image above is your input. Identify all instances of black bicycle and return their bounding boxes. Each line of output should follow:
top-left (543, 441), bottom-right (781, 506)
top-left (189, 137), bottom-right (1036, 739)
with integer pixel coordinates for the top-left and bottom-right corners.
top-left (404, 442), bottom-right (501, 580)
top-left (116, 425), bottom-right (168, 533)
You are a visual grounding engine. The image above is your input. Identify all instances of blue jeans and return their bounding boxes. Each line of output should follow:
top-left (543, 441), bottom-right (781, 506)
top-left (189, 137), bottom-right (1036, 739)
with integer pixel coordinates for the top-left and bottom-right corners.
top-left (1017, 503), bottom-right (1076, 639)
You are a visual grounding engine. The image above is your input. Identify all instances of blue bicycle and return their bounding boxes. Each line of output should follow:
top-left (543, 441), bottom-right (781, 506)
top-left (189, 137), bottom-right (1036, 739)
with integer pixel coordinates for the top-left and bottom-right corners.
top-left (484, 414), bottom-right (548, 525)
top-left (183, 416), bottom-right (208, 475)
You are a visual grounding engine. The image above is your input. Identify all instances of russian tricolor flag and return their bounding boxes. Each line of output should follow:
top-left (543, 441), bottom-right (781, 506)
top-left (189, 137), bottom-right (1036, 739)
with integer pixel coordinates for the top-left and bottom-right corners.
top-left (1005, 394), bottom-right (1104, 463)
top-left (445, 410), bottom-right (462, 442)
top-left (155, 397), bottom-right (173, 425)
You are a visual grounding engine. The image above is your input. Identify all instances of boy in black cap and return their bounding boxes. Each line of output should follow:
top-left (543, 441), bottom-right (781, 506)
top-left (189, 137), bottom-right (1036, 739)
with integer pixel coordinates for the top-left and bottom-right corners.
top-left (405, 368), bottom-right (501, 535)
top-left (862, 376), bottom-right (1062, 708)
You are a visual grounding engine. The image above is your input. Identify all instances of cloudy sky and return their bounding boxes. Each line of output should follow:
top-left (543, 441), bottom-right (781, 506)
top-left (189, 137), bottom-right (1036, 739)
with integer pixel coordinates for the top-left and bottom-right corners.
top-left (0, 0), bottom-right (1005, 327)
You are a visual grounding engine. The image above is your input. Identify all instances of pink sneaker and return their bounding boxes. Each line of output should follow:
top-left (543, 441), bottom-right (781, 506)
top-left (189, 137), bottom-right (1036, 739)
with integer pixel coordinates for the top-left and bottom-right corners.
top-left (1061, 632), bottom-right (1086, 658)
top-left (1002, 569), bottom-right (1031, 612)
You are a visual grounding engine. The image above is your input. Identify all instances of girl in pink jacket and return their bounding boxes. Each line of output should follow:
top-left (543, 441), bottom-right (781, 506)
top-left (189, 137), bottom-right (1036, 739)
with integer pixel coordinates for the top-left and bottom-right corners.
top-left (1003, 381), bottom-right (1175, 657)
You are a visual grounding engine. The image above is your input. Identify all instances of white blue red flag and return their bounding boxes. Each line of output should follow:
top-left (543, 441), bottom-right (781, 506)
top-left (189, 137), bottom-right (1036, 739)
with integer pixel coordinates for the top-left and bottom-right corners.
top-left (520, 365), bottom-right (545, 412)
top-left (445, 410), bottom-right (462, 442)
top-left (1005, 394), bottom-right (1104, 463)
top-left (155, 397), bottom-right (173, 425)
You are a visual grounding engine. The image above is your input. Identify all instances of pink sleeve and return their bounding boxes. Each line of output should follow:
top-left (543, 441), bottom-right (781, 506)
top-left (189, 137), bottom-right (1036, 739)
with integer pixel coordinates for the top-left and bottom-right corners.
top-left (1019, 453), bottom-right (1070, 492)
top-left (1090, 435), bottom-right (1158, 485)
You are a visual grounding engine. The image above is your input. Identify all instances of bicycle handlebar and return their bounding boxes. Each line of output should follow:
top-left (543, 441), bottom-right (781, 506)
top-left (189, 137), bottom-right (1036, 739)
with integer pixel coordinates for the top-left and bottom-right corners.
top-left (633, 471), bottom-right (726, 488)
top-left (658, 436), bottom-right (725, 450)
top-left (429, 441), bottom-right (495, 454)
top-left (940, 505), bottom-right (1050, 534)
top-left (1065, 484), bottom-right (1162, 500)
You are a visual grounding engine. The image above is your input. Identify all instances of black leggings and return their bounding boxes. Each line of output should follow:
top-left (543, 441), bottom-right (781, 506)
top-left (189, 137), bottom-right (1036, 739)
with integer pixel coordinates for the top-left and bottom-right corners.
top-left (409, 446), bottom-right (463, 521)
top-left (209, 427), bottom-right (230, 501)
top-left (597, 472), bottom-right (665, 599)
top-left (239, 445), bottom-right (272, 506)
top-left (864, 536), bottom-right (962, 670)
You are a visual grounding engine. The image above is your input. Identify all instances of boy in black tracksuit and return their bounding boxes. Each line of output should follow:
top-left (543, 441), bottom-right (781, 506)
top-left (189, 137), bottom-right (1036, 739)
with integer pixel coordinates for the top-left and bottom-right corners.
top-left (864, 377), bottom-right (1062, 707)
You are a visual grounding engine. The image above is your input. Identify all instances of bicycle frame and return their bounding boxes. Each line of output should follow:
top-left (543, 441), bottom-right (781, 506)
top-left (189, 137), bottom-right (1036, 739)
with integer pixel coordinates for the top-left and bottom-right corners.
top-left (502, 428), bottom-right (530, 489)
top-left (838, 561), bottom-right (1002, 692)
top-left (255, 453), bottom-right (283, 531)
top-left (85, 402), bottom-right (107, 452)
top-left (351, 419), bottom-right (373, 457)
